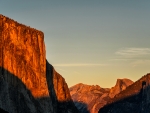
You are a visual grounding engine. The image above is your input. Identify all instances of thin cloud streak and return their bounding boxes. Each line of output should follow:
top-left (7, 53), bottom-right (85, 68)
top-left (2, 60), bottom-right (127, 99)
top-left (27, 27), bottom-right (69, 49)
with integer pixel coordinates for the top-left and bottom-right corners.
top-left (53, 63), bottom-right (109, 67)
top-left (131, 59), bottom-right (150, 67)
top-left (110, 58), bottom-right (134, 61)
top-left (115, 48), bottom-right (150, 58)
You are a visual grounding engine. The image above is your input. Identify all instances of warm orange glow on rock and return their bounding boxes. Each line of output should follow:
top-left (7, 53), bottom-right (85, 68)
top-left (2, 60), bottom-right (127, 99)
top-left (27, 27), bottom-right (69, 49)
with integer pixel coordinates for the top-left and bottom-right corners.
top-left (53, 68), bottom-right (72, 102)
top-left (0, 14), bottom-right (79, 113)
top-left (0, 14), bottom-right (49, 98)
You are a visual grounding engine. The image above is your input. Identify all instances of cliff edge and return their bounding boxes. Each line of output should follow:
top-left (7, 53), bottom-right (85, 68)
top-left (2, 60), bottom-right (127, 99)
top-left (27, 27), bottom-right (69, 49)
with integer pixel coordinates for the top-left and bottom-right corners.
top-left (0, 14), bottom-right (78, 113)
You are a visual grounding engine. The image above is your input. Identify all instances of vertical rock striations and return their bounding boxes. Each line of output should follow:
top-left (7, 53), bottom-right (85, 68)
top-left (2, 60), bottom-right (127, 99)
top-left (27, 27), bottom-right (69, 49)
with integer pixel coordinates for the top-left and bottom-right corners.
top-left (46, 61), bottom-right (79, 113)
top-left (0, 14), bottom-right (48, 98)
top-left (0, 14), bottom-right (78, 113)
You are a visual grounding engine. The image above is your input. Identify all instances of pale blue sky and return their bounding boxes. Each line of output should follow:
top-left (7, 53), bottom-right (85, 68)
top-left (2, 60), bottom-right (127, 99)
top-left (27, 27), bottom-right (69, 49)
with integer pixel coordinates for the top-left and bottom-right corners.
top-left (1, 1), bottom-right (150, 87)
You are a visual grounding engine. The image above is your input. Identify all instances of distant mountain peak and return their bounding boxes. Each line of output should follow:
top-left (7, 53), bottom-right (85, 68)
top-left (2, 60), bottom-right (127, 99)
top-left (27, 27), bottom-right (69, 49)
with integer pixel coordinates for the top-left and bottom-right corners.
top-left (70, 78), bottom-right (134, 113)
top-left (109, 78), bottom-right (133, 98)
top-left (99, 73), bottom-right (150, 113)
top-left (70, 83), bottom-right (101, 92)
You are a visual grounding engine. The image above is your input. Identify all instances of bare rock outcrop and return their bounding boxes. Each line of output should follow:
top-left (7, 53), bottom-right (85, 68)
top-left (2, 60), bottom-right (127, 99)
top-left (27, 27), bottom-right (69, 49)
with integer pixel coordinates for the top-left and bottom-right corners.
top-left (70, 79), bottom-right (133, 113)
top-left (70, 83), bottom-right (110, 113)
top-left (0, 14), bottom-right (78, 113)
top-left (0, 14), bottom-right (48, 98)
top-left (109, 78), bottom-right (133, 98)
top-left (46, 62), bottom-right (79, 113)
top-left (99, 73), bottom-right (150, 113)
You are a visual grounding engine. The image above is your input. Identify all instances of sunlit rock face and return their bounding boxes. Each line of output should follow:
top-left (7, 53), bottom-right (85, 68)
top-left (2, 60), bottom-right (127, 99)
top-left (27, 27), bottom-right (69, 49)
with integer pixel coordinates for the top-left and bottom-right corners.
top-left (46, 62), bottom-right (79, 113)
top-left (70, 79), bottom-right (133, 113)
top-left (99, 73), bottom-right (150, 113)
top-left (70, 83), bottom-right (110, 113)
top-left (109, 78), bottom-right (133, 98)
top-left (53, 69), bottom-right (72, 102)
top-left (0, 14), bottom-right (48, 98)
top-left (0, 14), bottom-right (78, 113)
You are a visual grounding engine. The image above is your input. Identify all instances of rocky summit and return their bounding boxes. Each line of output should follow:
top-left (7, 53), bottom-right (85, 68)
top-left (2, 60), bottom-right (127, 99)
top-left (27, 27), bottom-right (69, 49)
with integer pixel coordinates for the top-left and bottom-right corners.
top-left (70, 78), bottom-right (133, 113)
top-left (70, 75), bottom-right (150, 113)
top-left (0, 14), bottom-right (79, 113)
top-left (99, 73), bottom-right (150, 113)
top-left (109, 78), bottom-right (133, 98)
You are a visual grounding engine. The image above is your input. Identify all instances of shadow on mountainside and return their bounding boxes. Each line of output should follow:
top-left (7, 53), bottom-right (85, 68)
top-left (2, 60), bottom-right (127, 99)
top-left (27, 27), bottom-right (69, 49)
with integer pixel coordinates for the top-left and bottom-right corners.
top-left (99, 79), bottom-right (150, 113)
top-left (46, 60), bottom-right (79, 113)
top-left (0, 66), bottom-right (46, 113)
top-left (0, 61), bottom-right (79, 113)
top-left (0, 108), bottom-right (8, 113)
top-left (73, 101), bottom-right (90, 113)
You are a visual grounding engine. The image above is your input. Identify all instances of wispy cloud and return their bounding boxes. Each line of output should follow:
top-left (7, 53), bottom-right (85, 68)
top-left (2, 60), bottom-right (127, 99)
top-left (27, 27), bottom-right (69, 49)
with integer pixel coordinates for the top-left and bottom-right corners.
top-left (131, 59), bottom-right (150, 67)
top-left (53, 63), bottom-right (109, 67)
top-left (110, 58), bottom-right (134, 61)
top-left (115, 48), bottom-right (150, 58)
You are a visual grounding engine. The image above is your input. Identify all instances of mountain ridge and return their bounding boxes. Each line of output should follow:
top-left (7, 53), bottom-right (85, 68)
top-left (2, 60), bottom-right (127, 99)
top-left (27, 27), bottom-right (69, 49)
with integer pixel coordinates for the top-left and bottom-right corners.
top-left (70, 75), bottom-right (150, 113)
top-left (99, 73), bottom-right (150, 113)
top-left (70, 78), bottom-right (133, 113)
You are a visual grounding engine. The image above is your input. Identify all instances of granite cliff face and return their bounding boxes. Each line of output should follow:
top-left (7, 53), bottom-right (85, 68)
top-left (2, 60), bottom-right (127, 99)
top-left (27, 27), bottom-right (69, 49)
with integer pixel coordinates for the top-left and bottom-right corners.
top-left (0, 14), bottom-right (78, 113)
top-left (46, 62), bottom-right (79, 113)
top-left (0, 14), bottom-right (48, 98)
top-left (99, 73), bottom-right (150, 113)
top-left (109, 79), bottom-right (133, 98)
top-left (70, 79), bottom-right (133, 113)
